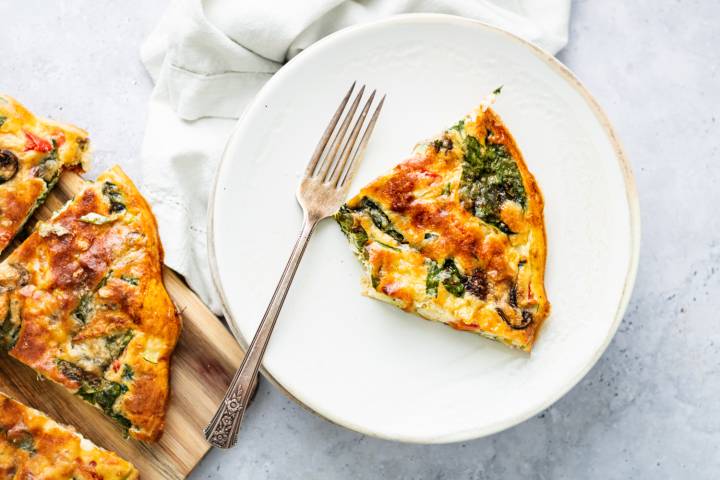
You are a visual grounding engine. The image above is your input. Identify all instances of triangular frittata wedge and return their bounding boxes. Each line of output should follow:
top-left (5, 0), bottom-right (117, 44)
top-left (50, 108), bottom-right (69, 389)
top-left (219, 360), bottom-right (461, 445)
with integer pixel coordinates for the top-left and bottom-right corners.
top-left (0, 392), bottom-right (138, 479)
top-left (336, 101), bottom-right (550, 351)
top-left (0, 166), bottom-right (181, 441)
top-left (0, 95), bottom-right (90, 254)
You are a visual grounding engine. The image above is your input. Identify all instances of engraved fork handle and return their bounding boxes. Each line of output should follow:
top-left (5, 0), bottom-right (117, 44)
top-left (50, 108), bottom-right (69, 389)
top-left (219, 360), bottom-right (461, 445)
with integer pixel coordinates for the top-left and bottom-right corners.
top-left (204, 214), bottom-right (319, 448)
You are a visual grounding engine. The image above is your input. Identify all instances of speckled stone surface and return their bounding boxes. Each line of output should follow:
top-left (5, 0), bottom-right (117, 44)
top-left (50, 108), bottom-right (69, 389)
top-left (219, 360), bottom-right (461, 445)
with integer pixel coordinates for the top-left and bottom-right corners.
top-left (2, 1), bottom-right (719, 478)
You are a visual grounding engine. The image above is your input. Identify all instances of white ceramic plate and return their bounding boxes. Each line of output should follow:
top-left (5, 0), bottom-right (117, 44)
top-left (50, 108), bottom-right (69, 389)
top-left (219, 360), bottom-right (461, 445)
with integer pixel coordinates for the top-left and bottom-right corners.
top-left (209, 14), bottom-right (639, 443)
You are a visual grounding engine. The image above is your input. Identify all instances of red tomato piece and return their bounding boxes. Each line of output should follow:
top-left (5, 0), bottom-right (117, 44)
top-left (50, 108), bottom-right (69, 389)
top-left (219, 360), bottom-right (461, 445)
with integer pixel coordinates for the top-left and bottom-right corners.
top-left (23, 130), bottom-right (52, 152)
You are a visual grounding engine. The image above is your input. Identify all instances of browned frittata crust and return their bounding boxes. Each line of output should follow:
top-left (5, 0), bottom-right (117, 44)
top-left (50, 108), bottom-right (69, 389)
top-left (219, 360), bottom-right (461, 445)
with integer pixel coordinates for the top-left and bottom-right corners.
top-left (0, 392), bottom-right (138, 479)
top-left (0, 166), bottom-right (181, 441)
top-left (336, 103), bottom-right (550, 351)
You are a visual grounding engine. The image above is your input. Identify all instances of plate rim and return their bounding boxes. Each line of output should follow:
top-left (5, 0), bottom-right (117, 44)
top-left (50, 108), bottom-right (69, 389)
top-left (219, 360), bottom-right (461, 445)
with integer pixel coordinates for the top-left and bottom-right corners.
top-left (207, 13), bottom-right (641, 444)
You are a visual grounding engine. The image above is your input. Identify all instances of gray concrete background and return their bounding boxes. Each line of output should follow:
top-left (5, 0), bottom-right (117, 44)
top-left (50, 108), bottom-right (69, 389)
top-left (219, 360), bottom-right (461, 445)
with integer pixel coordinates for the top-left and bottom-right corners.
top-left (1, 1), bottom-right (718, 478)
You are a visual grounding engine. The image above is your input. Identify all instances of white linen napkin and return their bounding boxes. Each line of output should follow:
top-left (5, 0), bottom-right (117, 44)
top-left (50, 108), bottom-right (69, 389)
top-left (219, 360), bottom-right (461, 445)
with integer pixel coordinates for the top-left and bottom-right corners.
top-left (139, 0), bottom-right (572, 314)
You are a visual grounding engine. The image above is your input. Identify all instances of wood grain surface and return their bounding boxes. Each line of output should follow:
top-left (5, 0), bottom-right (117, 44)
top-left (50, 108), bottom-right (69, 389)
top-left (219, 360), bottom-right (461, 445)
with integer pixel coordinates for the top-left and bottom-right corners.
top-left (0, 170), bottom-right (244, 479)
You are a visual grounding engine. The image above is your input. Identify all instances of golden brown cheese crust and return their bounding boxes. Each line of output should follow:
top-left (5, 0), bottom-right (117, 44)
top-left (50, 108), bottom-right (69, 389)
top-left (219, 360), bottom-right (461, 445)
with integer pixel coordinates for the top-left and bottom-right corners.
top-left (337, 106), bottom-right (549, 351)
top-left (0, 95), bottom-right (90, 254)
top-left (0, 392), bottom-right (138, 480)
top-left (0, 166), bottom-right (181, 441)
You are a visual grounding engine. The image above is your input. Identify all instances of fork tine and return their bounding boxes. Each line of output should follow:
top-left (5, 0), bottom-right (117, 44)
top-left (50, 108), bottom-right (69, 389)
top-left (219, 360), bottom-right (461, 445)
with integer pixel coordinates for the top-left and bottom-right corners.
top-left (316, 85), bottom-right (365, 180)
top-left (304, 82), bottom-right (356, 177)
top-left (328, 90), bottom-right (376, 185)
top-left (338, 94), bottom-right (385, 188)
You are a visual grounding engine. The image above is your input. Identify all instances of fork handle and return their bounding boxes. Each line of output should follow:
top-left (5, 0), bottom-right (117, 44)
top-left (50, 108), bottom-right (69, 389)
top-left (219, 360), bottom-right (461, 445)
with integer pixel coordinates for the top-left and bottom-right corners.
top-left (204, 215), bottom-right (319, 448)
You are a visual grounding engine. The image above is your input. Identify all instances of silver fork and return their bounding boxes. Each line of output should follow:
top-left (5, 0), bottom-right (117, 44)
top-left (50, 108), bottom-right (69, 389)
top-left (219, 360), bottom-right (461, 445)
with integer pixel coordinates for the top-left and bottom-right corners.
top-left (204, 83), bottom-right (385, 449)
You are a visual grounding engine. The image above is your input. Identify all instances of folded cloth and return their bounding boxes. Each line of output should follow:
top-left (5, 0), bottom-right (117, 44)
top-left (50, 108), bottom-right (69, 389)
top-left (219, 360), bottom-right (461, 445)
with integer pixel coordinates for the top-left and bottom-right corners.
top-left (140, 0), bottom-right (572, 314)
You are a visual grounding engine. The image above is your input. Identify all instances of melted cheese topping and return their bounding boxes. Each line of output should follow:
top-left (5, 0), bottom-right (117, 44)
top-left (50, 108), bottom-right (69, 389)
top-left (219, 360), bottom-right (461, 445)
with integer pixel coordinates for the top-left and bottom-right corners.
top-left (0, 94), bottom-right (90, 254)
top-left (0, 166), bottom-right (181, 441)
top-left (0, 393), bottom-right (138, 479)
top-left (338, 106), bottom-right (549, 351)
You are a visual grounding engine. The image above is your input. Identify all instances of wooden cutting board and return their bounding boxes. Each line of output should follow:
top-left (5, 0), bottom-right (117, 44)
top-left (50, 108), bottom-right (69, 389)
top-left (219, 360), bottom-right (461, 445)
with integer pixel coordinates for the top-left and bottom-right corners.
top-left (0, 171), bottom-right (244, 479)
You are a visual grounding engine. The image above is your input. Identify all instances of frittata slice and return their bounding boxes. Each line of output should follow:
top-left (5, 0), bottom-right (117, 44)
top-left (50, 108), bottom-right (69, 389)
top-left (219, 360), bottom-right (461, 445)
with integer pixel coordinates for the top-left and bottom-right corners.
top-left (0, 95), bottom-right (90, 254)
top-left (0, 392), bottom-right (138, 479)
top-left (0, 166), bottom-right (181, 441)
top-left (336, 98), bottom-right (550, 351)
